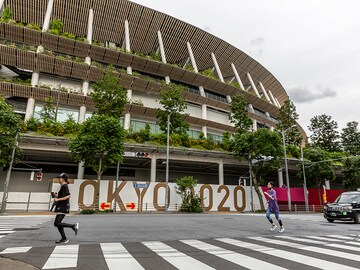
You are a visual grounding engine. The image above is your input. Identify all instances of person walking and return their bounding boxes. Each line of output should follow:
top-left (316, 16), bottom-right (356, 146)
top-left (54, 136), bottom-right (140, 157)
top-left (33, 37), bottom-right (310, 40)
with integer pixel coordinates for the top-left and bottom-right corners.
top-left (53, 173), bottom-right (79, 244)
top-left (264, 181), bottom-right (285, 233)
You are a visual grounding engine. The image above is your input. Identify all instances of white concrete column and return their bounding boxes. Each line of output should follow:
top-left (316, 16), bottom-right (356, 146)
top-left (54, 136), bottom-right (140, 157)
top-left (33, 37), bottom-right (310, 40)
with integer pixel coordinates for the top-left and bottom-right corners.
top-left (186, 42), bottom-right (198, 73)
top-left (247, 73), bottom-right (261, 98)
top-left (42, 0), bottom-right (54, 32)
top-left (230, 63), bottom-right (244, 90)
top-left (248, 104), bottom-right (254, 113)
top-left (127, 66), bottom-right (132, 74)
top-left (278, 168), bottom-right (284, 187)
top-left (85, 57), bottom-right (91, 65)
top-left (226, 95), bottom-right (232, 103)
top-left (79, 106), bottom-right (86, 123)
top-left (219, 158), bottom-right (224, 185)
top-left (86, 9), bottom-right (94, 44)
top-left (0, 0), bottom-right (5, 11)
top-left (201, 104), bottom-right (207, 138)
top-left (270, 126), bottom-right (274, 131)
top-left (259, 82), bottom-right (271, 103)
top-left (24, 98), bottom-right (35, 121)
top-left (211, 53), bottom-right (224, 82)
top-left (125, 20), bottom-right (131, 52)
top-left (275, 98), bottom-right (282, 108)
top-left (201, 126), bottom-right (208, 138)
top-left (252, 119), bottom-right (257, 131)
top-left (127, 89), bottom-right (132, 101)
top-left (268, 90), bottom-right (278, 106)
top-left (124, 113), bottom-right (131, 130)
top-left (199, 86), bottom-right (206, 97)
top-left (77, 162), bottom-right (85, 180)
top-left (31, 71), bottom-right (40, 87)
top-left (150, 155), bottom-right (157, 182)
top-left (82, 81), bottom-right (89, 96)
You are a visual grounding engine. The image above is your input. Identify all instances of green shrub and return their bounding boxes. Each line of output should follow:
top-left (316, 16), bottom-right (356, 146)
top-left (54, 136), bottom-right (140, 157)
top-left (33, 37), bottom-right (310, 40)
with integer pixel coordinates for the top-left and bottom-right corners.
top-left (25, 22), bottom-right (41, 31)
top-left (1, 6), bottom-right (13, 23)
top-left (26, 117), bottom-right (39, 131)
top-left (176, 176), bottom-right (203, 213)
top-left (16, 21), bottom-right (24, 27)
top-left (80, 209), bottom-right (96, 214)
top-left (61, 32), bottom-right (76, 39)
top-left (200, 68), bottom-right (218, 80)
top-left (149, 51), bottom-right (161, 61)
top-left (49, 18), bottom-right (64, 35)
top-left (63, 115), bottom-right (80, 135)
top-left (181, 195), bottom-right (203, 213)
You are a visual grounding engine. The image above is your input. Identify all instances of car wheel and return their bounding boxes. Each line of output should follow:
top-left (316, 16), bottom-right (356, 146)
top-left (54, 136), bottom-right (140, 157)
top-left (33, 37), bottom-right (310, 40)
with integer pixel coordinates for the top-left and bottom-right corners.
top-left (354, 213), bottom-right (360, 224)
top-left (327, 219), bottom-right (335, 223)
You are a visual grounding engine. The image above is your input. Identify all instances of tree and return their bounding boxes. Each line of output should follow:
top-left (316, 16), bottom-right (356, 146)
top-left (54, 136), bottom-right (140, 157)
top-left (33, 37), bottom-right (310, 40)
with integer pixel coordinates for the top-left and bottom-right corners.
top-left (298, 147), bottom-right (335, 202)
top-left (0, 96), bottom-right (22, 168)
top-left (342, 156), bottom-right (360, 190)
top-left (341, 121), bottom-right (360, 155)
top-left (229, 94), bottom-right (253, 133)
top-left (68, 114), bottom-right (125, 208)
top-left (91, 66), bottom-right (127, 119)
top-left (308, 114), bottom-right (340, 152)
top-left (232, 128), bottom-right (283, 211)
top-left (49, 18), bottom-right (64, 35)
top-left (39, 97), bottom-right (56, 122)
top-left (175, 176), bottom-right (202, 213)
top-left (155, 83), bottom-right (189, 134)
top-left (276, 100), bottom-right (302, 145)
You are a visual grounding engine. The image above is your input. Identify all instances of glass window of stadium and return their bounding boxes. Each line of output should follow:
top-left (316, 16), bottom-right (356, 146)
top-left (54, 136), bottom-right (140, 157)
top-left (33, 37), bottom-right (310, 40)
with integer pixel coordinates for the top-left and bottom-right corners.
top-left (34, 103), bottom-right (79, 122)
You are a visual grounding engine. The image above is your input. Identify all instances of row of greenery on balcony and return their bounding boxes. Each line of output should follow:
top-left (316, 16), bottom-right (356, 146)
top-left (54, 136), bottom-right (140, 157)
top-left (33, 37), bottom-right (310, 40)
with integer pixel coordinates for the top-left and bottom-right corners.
top-left (0, 7), bottom-right (267, 100)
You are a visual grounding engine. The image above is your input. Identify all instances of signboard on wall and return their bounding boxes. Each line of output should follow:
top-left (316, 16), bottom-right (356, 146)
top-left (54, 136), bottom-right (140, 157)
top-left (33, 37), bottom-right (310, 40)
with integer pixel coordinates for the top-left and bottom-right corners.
top-left (52, 180), bottom-right (266, 212)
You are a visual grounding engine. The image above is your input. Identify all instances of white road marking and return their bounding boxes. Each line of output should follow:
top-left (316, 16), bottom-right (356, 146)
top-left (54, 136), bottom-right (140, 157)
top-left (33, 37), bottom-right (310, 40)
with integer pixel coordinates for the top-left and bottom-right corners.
top-left (42, 245), bottom-right (79, 269)
top-left (0, 246), bottom-right (31, 254)
top-left (143, 241), bottom-right (215, 270)
top-left (100, 243), bottom-right (144, 270)
top-left (181, 239), bottom-right (287, 270)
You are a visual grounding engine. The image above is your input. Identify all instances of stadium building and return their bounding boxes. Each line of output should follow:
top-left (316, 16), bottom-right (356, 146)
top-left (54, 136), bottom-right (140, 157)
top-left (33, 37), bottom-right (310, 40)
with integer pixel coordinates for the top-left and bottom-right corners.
top-left (0, 0), bottom-right (306, 194)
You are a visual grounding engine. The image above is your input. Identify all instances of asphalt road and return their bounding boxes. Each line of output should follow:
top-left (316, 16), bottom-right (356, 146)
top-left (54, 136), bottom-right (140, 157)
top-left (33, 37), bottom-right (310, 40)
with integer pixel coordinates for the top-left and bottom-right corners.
top-left (1, 213), bottom-right (360, 269)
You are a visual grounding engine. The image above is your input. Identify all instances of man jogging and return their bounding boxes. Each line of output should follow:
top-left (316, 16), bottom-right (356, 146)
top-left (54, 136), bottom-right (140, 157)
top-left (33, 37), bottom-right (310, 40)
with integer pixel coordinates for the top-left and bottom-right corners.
top-left (53, 173), bottom-right (79, 244)
top-left (264, 181), bottom-right (285, 233)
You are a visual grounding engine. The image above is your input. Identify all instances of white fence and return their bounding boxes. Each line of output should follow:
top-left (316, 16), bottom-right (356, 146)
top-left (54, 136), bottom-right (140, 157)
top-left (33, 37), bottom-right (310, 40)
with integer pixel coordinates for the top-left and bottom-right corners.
top-left (0, 192), bottom-right (51, 212)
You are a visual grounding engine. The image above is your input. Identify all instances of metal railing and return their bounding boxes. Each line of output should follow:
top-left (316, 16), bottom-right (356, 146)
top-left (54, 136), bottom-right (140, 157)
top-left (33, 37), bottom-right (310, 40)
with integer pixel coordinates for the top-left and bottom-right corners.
top-left (0, 192), bottom-right (52, 212)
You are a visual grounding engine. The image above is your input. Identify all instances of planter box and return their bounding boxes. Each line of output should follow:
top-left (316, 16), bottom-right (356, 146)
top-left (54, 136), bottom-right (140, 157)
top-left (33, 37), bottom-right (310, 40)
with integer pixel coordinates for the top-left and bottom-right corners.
top-left (0, 82), bottom-right (13, 96)
top-left (12, 84), bottom-right (31, 98)
top-left (0, 46), bottom-right (17, 66)
top-left (32, 87), bottom-right (51, 100)
top-left (103, 49), bottom-right (120, 65)
top-left (74, 40), bottom-right (90, 57)
top-left (37, 54), bottom-right (55, 73)
top-left (54, 58), bottom-right (72, 77)
top-left (57, 37), bottom-right (75, 54)
top-left (131, 77), bottom-right (148, 92)
top-left (71, 62), bottom-right (90, 80)
top-left (17, 50), bottom-right (36, 70)
top-left (117, 52), bottom-right (133, 67)
top-left (24, 28), bottom-right (41, 46)
top-left (42, 32), bottom-right (59, 51)
top-left (0, 22), bottom-right (5, 38)
top-left (4, 23), bottom-right (23, 43)
top-left (89, 45), bottom-right (106, 61)
top-left (119, 74), bottom-right (133, 89)
top-left (88, 66), bottom-right (103, 82)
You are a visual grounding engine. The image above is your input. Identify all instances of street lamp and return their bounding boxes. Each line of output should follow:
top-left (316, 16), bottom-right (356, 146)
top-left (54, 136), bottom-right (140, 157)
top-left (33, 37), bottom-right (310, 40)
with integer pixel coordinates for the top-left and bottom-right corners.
top-left (300, 147), bottom-right (309, 212)
top-left (281, 125), bottom-right (296, 212)
top-left (164, 112), bottom-right (173, 211)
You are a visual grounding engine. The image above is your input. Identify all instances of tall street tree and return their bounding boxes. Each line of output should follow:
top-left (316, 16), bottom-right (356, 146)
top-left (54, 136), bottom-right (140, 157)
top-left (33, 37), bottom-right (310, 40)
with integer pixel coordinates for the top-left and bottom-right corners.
top-left (156, 83), bottom-right (189, 134)
top-left (276, 100), bottom-right (302, 145)
top-left (298, 147), bottom-right (335, 202)
top-left (342, 156), bottom-right (360, 190)
top-left (232, 128), bottom-right (283, 211)
top-left (341, 121), bottom-right (360, 155)
top-left (229, 94), bottom-right (253, 133)
top-left (308, 114), bottom-right (340, 152)
top-left (69, 66), bottom-right (127, 208)
top-left (0, 96), bottom-right (22, 168)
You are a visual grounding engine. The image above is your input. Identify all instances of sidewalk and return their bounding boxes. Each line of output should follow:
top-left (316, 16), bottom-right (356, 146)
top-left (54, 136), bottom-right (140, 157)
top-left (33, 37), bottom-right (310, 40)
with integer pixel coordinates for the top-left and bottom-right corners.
top-left (0, 257), bottom-right (39, 270)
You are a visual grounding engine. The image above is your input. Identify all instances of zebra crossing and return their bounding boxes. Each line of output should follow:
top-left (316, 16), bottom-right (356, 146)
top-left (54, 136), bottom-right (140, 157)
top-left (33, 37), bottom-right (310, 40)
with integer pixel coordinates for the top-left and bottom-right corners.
top-left (1, 234), bottom-right (360, 270)
top-left (0, 215), bottom-right (51, 239)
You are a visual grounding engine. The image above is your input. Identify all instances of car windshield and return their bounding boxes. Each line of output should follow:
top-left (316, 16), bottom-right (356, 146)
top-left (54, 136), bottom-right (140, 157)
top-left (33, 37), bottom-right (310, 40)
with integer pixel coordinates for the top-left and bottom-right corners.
top-left (335, 194), bottom-right (360, 204)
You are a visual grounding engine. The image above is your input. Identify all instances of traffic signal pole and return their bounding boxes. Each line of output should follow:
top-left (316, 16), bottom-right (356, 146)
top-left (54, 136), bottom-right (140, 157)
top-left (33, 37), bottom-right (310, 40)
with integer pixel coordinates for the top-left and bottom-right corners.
top-left (1, 132), bottom-right (18, 214)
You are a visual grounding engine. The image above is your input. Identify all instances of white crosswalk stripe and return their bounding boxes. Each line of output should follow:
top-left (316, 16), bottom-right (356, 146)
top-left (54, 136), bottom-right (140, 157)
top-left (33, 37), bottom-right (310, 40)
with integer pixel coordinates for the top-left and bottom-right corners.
top-left (1, 234), bottom-right (360, 269)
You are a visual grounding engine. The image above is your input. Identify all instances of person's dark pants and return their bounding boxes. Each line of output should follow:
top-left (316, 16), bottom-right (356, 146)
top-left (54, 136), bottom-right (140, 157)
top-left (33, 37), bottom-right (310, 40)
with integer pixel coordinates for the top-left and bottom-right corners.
top-left (54, 214), bottom-right (74, 240)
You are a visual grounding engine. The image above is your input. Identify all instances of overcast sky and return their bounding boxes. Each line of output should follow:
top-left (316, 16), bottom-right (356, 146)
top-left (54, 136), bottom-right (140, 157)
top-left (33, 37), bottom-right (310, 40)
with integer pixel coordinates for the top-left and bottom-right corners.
top-left (131, 0), bottom-right (360, 135)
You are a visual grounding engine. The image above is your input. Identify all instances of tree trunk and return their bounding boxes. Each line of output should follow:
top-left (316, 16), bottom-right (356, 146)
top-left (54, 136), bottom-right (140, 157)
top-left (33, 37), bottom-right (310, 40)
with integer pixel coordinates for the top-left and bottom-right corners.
top-left (96, 158), bottom-right (102, 210)
top-left (251, 169), bottom-right (265, 211)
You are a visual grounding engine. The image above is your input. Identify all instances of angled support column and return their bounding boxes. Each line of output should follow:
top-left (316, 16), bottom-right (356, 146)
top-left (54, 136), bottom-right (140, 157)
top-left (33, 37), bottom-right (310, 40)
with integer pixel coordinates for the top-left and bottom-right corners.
top-left (0, 0), bottom-right (5, 12)
top-left (247, 73), bottom-right (261, 98)
top-left (211, 53), bottom-right (224, 82)
top-left (231, 63), bottom-right (244, 90)
top-left (24, 98), bottom-right (35, 121)
top-left (268, 90), bottom-right (278, 106)
top-left (86, 9), bottom-right (94, 44)
top-left (201, 104), bottom-right (207, 137)
top-left (42, 0), bottom-right (54, 32)
top-left (125, 20), bottom-right (132, 74)
top-left (186, 42), bottom-right (198, 73)
top-left (259, 82), bottom-right (271, 103)
top-left (275, 98), bottom-right (281, 108)
top-left (77, 106), bottom-right (87, 179)
top-left (124, 112), bottom-right (131, 130)
top-left (226, 95), bottom-right (232, 103)
top-left (157, 31), bottom-right (170, 84)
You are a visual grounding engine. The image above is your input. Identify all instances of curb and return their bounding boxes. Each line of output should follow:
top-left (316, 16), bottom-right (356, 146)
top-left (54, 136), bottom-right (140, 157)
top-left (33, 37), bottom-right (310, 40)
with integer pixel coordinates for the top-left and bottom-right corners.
top-left (0, 257), bottom-right (39, 270)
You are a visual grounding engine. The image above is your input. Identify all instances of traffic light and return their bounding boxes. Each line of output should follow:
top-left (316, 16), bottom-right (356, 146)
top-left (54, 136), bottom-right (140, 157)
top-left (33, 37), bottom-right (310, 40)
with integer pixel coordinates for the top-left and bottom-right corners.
top-left (136, 152), bottom-right (149, 158)
top-left (36, 172), bottom-right (43, 181)
top-left (239, 178), bottom-right (246, 186)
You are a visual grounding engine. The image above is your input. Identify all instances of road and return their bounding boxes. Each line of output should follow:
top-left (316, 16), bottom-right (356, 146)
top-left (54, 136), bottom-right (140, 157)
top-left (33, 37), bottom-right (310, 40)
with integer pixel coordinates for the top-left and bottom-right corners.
top-left (0, 213), bottom-right (359, 269)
